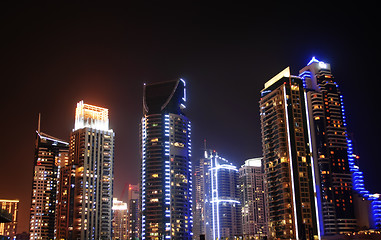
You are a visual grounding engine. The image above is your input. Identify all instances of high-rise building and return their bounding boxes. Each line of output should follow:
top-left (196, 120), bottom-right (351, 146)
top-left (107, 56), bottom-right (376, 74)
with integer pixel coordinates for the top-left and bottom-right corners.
top-left (140, 79), bottom-right (192, 239)
top-left (127, 184), bottom-right (140, 240)
top-left (209, 151), bottom-right (242, 240)
top-left (300, 57), bottom-right (357, 235)
top-left (0, 199), bottom-right (19, 239)
top-left (193, 146), bottom-right (211, 240)
top-left (56, 100), bottom-right (115, 240)
top-left (29, 123), bottom-right (69, 240)
top-left (239, 158), bottom-right (267, 239)
top-left (259, 67), bottom-right (319, 239)
top-left (112, 198), bottom-right (128, 240)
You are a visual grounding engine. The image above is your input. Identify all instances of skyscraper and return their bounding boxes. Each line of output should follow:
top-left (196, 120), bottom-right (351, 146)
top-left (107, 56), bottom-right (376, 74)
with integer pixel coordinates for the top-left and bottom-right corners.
top-left (140, 79), bottom-right (192, 239)
top-left (0, 199), bottom-right (19, 239)
top-left (112, 198), bottom-right (128, 240)
top-left (239, 158), bottom-right (267, 239)
top-left (259, 67), bottom-right (319, 239)
top-left (127, 184), bottom-right (140, 240)
top-left (193, 146), bottom-right (211, 240)
top-left (56, 100), bottom-right (115, 240)
top-left (209, 151), bottom-right (242, 240)
top-left (300, 57), bottom-right (356, 235)
top-left (29, 123), bottom-right (69, 240)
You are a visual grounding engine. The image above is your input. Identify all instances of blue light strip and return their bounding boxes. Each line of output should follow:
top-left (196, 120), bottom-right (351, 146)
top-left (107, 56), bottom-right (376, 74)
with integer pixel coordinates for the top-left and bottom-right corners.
top-left (141, 117), bottom-right (147, 239)
top-left (340, 94), bottom-right (381, 229)
top-left (164, 114), bottom-right (171, 238)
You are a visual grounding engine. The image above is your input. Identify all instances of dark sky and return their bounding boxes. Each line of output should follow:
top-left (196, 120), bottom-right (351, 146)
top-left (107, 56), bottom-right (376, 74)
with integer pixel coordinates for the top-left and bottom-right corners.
top-left (0, 2), bottom-right (379, 233)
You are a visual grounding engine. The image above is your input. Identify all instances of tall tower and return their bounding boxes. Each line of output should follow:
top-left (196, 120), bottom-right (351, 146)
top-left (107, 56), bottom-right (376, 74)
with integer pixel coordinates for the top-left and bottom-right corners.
top-left (29, 120), bottom-right (69, 240)
top-left (141, 79), bottom-right (192, 239)
top-left (56, 101), bottom-right (115, 240)
top-left (300, 57), bottom-right (357, 235)
top-left (239, 158), bottom-right (267, 239)
top-left (259, 67), bottom-right (319, 239)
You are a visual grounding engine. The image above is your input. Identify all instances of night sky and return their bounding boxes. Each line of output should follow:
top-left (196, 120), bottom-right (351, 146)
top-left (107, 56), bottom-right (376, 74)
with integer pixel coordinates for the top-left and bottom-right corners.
top-left (1, 2), bottom-right (379, 233)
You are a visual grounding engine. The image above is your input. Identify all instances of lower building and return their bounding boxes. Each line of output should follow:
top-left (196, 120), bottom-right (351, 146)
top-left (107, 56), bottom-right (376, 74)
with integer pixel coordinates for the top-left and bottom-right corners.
top-left (209, 151), bottom-right (242, 239)
top-left (127, 184), bottom-right (140, 240)
top-left (0, 199), bottom-right (18, 239)
top-left (112, 198), bottom-right (128, 240)
top-left (239, 158), bottom-right (267, 239)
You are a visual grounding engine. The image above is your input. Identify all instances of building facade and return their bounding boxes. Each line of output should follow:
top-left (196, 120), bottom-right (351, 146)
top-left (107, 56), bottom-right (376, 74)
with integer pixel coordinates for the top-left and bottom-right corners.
top-left (112, 198), bottom-right (128, 240)
top-left (193, 147), bottom-right (211, 240)
top-left (127, 184), bottom-right (140, 240)
top-left (300, 57), bottom-right (357, 235)
top-left (140, 79), bottom-right (192, 239)
top-left (56, 101), bottom-right (115, 240)
top-left (239, 158), bottom-right (267, 239)
top-left (29, 129), bottom-right (69, 240)
top-left (209, 151), bottom-right (242, 240)
top-left (259, 67), bottom-right (319, 239)
top-left (0, 199), bottom-right (18, 239)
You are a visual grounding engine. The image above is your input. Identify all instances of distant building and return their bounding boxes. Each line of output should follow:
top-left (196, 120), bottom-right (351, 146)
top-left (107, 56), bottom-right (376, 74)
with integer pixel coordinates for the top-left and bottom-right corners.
top-left (239, 158), bottom-right (267, 239)
top-left (193, 148), bottom-right (242, 240)
top-left (29, 125), bottom-right (69, 240)
top-left (193, 146), bottom-right (211, 240)
top-left (300, 57), bottom-right (356, 235)
top-left (0, 199), bottom-right (18, 239)
top-left (56, 101), bottom-right (115, 239)
top-left (259, 67), bottom-right (319, 239)
top-left (112, 198), bottom-right (128, 240)
top-left (209, 151), bottom-right (242, 239)
top-left (127, 184), bottom-right (140, 240)
top-left (140, 79), bottom-right (192, 239)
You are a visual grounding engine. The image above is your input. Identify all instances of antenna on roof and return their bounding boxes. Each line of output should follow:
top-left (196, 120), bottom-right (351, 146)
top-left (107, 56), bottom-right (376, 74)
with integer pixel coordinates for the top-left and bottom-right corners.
top-left (38, 113), bottom-right (41, 133)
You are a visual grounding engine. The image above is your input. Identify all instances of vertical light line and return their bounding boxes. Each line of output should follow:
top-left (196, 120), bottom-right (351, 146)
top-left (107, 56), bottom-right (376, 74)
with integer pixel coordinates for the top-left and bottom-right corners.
top-left (283, 85), bottom-right (299, 240)
top-left (304, 91), bottom-right (322, 239)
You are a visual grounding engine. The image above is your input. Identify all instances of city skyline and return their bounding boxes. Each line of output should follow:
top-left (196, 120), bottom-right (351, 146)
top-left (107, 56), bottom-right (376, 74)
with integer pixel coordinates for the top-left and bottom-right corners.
top-left (0, 2), bottom-right (379, 235)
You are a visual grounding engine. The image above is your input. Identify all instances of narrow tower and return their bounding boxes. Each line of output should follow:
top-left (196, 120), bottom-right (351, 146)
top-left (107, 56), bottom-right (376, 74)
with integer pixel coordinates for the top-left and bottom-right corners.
top-left (300, 57), bottom-right (357, 235)
top-left (141, 79), bottom-right (192, 239)
top-left (30, 116), bottom-right (69, 240)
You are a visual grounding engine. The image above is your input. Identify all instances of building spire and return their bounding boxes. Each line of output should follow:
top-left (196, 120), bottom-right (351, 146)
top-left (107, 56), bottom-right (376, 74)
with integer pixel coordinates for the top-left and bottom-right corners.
top-left (38, 113), bottom-right (41, 133)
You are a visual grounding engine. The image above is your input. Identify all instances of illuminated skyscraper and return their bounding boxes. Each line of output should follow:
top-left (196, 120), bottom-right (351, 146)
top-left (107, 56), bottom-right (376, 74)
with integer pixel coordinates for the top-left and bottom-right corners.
top-left (112, 198), bottom-right (128, 240)
top-left (209, 151), bottom-right (242, 240)
top-left (193, 146), bottom-right (212, 240)
top-left (29, 122), bottom-right (69, 240)
top-left (259, 67), bottom-right (319, 239)
top-left (0, 199), bottom-right (19, 239)
top-left (127, 184), bottom-right (140, 240)
top-left (239, 158), bottom-right (267, 239)
top-left (56, 101), bottom-right (114, 240)
top-left (140, 79), bottom-right (192, 239)
top-left (300, 57), bottom-right (357, 235)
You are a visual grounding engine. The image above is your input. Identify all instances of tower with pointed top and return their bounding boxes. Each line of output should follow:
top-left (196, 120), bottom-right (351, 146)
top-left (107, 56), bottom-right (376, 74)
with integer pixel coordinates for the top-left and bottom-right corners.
top-left (29, 117), bottom-right (69, 240)
top-left (140, 79), bottom-right (192, 239)
top-left (300, 57), bottom-right (357, 235)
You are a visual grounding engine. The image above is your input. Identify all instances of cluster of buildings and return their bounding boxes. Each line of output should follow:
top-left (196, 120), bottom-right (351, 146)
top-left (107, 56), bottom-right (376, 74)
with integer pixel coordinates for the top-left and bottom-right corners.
top-left (0, 57), bottom-right (380, 240)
